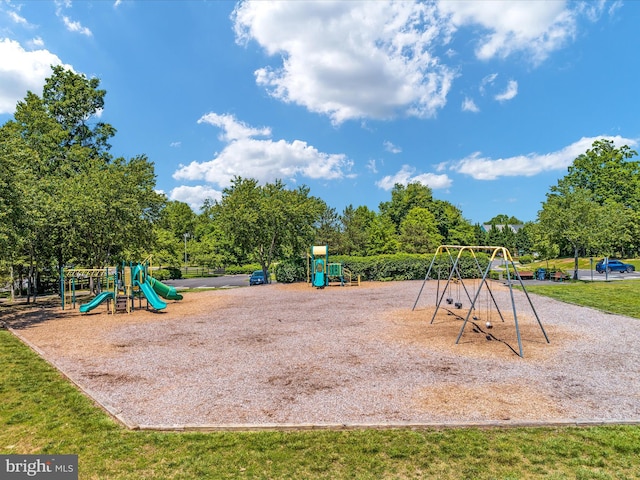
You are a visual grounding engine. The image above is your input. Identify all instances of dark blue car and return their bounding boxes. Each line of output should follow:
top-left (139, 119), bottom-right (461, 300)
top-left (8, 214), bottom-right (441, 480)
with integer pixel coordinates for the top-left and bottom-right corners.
top-left (249, 270), bottom-right (268, 285)
top-left (595, 259), bottom-right (635, 274)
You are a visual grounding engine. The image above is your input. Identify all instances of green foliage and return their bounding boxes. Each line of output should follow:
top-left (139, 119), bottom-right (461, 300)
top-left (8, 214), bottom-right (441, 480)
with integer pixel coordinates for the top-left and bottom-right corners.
top-left (225, 263), bottom-right (261, 275)
top-left (536, 139), bottom-right (640, 262)
top-left (518, 254), bottom-right (534, 264)
top-left (332, 252), bottom-right (490, 281)
top-left (274, 257), bottom-right (306, 283)
top-left (152, 267), bottom-right (182, 281)
top-left (214, 177), bottom-right (323, 277)
top-left (398, 207), bottom-right (443, 254)
top-left (340, 204), bottom-right (375, 256)
top-left (0, 66), bottom-right (163, 299)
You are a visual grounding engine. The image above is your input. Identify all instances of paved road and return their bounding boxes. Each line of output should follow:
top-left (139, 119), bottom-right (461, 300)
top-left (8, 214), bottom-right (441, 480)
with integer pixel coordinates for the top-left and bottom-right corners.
top-left (575, 268), bottom-right (640, 281)
top-left (164, 275), bottom-right (252, 289)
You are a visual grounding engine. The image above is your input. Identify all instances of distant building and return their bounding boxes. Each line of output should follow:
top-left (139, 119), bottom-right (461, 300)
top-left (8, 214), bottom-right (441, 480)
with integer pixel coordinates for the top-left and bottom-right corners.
top-left (481, 224), bottom-right (524, 234)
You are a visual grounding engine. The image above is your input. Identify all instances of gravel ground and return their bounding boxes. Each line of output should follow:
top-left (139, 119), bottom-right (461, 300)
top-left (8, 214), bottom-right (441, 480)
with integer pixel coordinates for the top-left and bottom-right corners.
top-left (6, 280), bottom-right (640, 429)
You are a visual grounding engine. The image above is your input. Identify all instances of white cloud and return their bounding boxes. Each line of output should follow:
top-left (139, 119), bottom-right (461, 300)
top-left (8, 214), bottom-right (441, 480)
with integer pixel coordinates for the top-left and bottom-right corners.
top-left (173, 112), bottom-right (353, 188)
top-left (8, 10), bottom-right (28, 25)
top-left (29, 37), bottom-right (45, 48)
top-left (462, 96), bottom-right (479, 112)
top-left (376, 164), bottom-right (452, 190)
top-left (170, 141), bottom-right (181, 148)
top-left (494, 79), bottom-right (518, 102)
top-left (54, 1), bottom-right (92, 36)
top-left (383, 140), bottom-right (402, 154)
top-left (197, 112), bottom-right (270, 141)
top-left (61, 15), bottom-right (92, 36)
top-left (479, 73), bottom-right (498, 95)
top-left (450, 136), bottom-right (638, 180)
top-left (0, 39), bottom-right (69, 114)
top-left (437, 1), bottom-right (579, 64)
top-left (233, 0), bottom-right (456, 124)
top-left (169, 185), bottom-right (222, 210)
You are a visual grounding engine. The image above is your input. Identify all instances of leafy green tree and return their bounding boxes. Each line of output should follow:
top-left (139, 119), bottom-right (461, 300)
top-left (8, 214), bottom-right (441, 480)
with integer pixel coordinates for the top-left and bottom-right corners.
top-left (214, 177), bottom-right (323, 278)
top-left (537, 186), bottom-right (606, 279)
top-left (157, 200), bottom-right (197, 240)
top-left (314, 204), bottom-right (342, 253)
top-left (340, 205), bottom-right (375, 256)
top-left (1, 65), bottom-right (163, 298)
top-left (559, 139), bottom-right (639, 208)
top-left (553, 139), bottom-right (640, 257)
top-left (433, 201), bottom-right (474, 245)
top-left (487, 214), bottom-right (523, 225)
top-left (62, 155), bottom-right (164, 267)
top-left (398, 207), bottom-right (443, 253)
top-left (42, 65), bottom-right (116, 157)
top-left (473, 223), bottom-right (487, 246)
top-left (378, 182), bottom-right (433, 231)
top-left (366, 214), bottom-right (399, 255)
top-left (515, 223), bottom-right (534, 255)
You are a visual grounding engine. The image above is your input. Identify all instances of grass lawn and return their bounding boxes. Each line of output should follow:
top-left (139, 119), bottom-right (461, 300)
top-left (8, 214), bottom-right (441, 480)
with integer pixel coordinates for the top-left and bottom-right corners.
top-left (2, 283), bottom-right (640, 479)
top-left (525, 279), bottom-right (640, 319)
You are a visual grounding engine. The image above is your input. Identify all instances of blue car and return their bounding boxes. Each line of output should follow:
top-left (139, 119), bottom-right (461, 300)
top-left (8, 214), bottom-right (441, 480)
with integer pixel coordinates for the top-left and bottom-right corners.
top-left (595, 259), bottom-right (635, 274)
top-left (249, 270), bottom-right (268, 285)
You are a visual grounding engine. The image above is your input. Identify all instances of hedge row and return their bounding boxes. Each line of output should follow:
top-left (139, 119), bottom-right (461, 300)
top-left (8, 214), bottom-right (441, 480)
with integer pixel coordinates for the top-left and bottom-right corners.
top-left (273, 253), bottom-right (491, 283)
top-left (337, 253), bottom-right (490, 282)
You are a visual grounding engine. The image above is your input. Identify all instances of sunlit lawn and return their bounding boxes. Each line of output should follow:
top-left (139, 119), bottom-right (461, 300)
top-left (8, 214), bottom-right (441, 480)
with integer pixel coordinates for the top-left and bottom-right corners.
top-left (524, 279), bottom-right (640, 319)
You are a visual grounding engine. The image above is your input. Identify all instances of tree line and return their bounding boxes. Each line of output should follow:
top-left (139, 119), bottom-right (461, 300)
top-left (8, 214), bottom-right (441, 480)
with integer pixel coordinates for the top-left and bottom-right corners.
top-left (1, 67), bottom-right (639, 296)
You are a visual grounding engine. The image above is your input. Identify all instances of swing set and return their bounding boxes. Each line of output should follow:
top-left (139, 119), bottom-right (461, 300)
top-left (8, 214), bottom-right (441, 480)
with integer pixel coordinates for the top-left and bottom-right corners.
top-left (412, 245), bottom-right (549, 357)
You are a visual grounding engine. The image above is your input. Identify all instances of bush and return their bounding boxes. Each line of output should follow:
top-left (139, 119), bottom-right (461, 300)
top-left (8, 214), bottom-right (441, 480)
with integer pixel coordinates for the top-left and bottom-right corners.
top-left (225, 264), bottom-right (261, 275)
top-left (518, 254), bottom-right (534, 264)
top-left (153, 267), bottom-right (182, 281)
top-left (331, 252), bottom-right (490, 282)
top-left (274, 257), bottom-right (306, 283)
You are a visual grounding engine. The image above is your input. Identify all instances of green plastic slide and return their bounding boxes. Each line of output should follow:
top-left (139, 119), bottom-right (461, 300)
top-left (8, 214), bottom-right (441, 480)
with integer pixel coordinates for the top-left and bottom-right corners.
top-left (79, 291), bottom-right (115, 313)
top-left (149, 276), bottom-right (183, 300)
top-left (136, 279), bottom-right (167, 310)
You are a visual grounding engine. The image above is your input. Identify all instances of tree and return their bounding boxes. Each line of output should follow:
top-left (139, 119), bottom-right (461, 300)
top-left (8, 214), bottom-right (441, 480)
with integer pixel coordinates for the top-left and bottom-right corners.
top-left (378, 182), bottom-right (433, 231)
top-left (398, 207), bottom-right (443, 253)
top-left (536, 186), bottom-right (606, 279)
top-left (214, 177), bottom-right (323, 278)
top-left (1, 65), bottom-right (163, 299)
top-left (433, 201), bottom-right (474, 245)
top-left (314, 204), bottom-right (342, 253)
top-left (366, 214), bottom-right (399, 255)
top-left (486, 214), bottom-right (523, 225)
top-left (340, 205), bottom-right (375, 256)
top-left (553, 139), bottom-right (640, 257)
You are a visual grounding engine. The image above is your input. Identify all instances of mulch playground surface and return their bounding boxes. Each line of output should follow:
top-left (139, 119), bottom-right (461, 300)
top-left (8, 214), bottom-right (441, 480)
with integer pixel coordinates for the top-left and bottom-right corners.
top-left (4, 280), bottom-right (640, 430)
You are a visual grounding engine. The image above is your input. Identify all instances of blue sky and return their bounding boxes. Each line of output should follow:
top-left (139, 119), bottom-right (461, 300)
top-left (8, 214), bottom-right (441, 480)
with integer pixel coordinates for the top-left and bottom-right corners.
top-left (1, 1), bottom-right (638, 224)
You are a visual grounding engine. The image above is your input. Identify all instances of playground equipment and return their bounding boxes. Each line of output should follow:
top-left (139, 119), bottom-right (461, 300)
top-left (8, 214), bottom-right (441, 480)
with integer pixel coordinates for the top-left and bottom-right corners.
top-left (308, 245), bottom-right (357, 288)
top-left (412, 245), bottom-right (549, 357)
top-left (60, 259), bottom-right (183, 313)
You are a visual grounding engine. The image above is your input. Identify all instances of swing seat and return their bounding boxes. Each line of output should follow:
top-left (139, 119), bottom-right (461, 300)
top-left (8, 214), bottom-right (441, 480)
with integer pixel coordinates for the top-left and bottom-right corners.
top-left (446, 297), bottom-right (453, 304)
top-left (454, 301), bottom-right (463, 309)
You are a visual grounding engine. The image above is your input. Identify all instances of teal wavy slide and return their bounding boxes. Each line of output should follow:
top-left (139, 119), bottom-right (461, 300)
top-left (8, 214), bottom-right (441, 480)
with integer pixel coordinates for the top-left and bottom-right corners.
top-left (149, 277), bottom-right (183, 300)
top-left (79, 291), bottom-right (115, 313)
top-left (136, 279), bottom-right (167, 310)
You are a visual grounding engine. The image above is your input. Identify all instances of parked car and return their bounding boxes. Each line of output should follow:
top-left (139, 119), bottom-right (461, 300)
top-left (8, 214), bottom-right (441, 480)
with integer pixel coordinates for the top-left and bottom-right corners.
top-left (249, 270), bottom-right (268, 285)
top-left (595, 259), bottom-right (635, 274)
